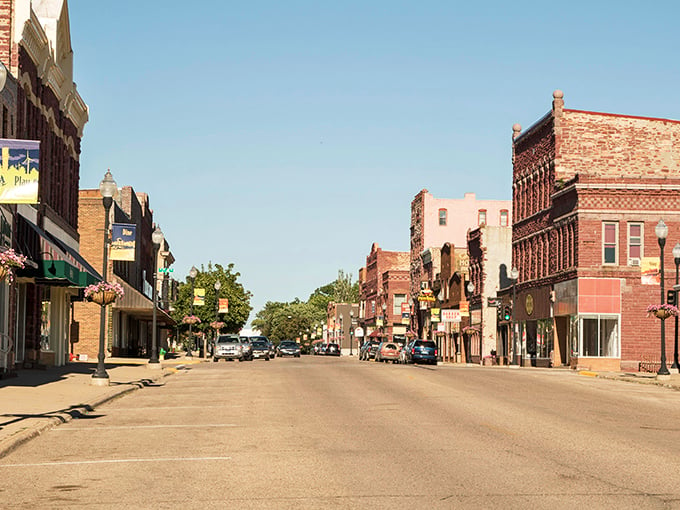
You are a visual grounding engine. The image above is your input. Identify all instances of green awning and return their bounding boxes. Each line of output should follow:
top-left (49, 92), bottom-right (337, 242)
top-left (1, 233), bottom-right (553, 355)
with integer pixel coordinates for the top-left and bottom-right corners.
top-left (39, 260), bottom-right (80, 285)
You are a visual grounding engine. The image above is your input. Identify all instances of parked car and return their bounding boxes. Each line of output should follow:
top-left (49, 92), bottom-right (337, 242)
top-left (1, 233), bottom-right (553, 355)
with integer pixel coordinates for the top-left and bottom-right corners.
top-left (249, 335), bottom-right (275, 360)
top-left (277, 340), bottom-right (301, 357)
top-left (403, 339), bottom-right (438, 365)
top-left (213, 334), bottom-right (244, 362)
top-left (239, 336), bottom-right (254, 361)
top-left (375, 342), bottom-right (400, 363)
top-left (359, 341), bottom-right (381, 361)
top-left (250, 340), bottom-right (271, 361)
top-left (324, 343), bottom-right (341, 356)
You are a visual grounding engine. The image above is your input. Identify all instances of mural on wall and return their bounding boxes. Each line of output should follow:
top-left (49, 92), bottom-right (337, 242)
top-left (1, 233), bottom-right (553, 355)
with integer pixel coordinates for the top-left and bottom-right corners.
top-left (0, 139), bottom-right (40, 204)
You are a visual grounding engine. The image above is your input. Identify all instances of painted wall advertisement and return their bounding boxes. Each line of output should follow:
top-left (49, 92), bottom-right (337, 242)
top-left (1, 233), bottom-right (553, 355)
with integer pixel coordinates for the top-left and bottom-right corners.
top-left (0, 139), bottom-right (40, 204)
top-left (110, 223), bottom-right (136, 261)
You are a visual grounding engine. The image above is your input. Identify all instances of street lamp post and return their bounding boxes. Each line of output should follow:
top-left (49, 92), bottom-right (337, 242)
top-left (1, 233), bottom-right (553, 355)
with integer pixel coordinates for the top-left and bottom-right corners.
top-left (149, 226), bottom-right (164, 367)
top-left (510, 266), bottom-right (519, 366)
top-left (673, 243), bottom-right (680, 371)
top-left (656, 220), bottom-right (671, 378)
top-left (213, 280), bottom-right (222, 358)
top-left (92, 170), bottom-right (117, 386)
top-left (349, 309), bottom-right (355, 356)
top-left (467, 282), bottom-right (475, 362)
top-left (187, 266), bottom-right (198, 358)
top-left (381, 302), bottom-right (387, 340)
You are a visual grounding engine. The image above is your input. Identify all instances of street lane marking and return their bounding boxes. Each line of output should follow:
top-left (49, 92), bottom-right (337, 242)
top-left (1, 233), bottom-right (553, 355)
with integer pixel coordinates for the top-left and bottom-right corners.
top-left (0, 456), bottom-right (232, 468)
top-left (53, 424), bottom-right (238, 431)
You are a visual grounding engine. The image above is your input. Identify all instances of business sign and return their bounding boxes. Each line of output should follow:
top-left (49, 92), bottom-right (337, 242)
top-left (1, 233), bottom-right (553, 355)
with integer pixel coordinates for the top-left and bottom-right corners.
top-left (441, 309), bottom-right (461, 323)
top-left (218, 298), bottom-right (229, 314)
top-left (193, 288), bottom-right (205, 306)
top-left (355, 327), bottom-right (364, 338)
top-left (430, 308), bottom-right (441, 322)
top-left (487, 297), bottom-right (500, 307)
top-left (110, 223), bottom-right (136, 261)
top-left (459, 301), bottom-right (469, 317)
top-left (0, 139), bottom-right (40, 204)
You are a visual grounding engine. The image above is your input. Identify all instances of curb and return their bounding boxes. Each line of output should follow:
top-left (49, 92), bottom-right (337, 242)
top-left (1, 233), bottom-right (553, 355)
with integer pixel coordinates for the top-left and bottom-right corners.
top-left (0, 369), bottom-right (171, 460)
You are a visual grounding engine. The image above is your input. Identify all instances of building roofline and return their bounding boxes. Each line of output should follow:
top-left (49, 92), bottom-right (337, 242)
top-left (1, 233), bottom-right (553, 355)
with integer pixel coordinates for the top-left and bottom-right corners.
top-left (564, 108), bottom-right (680, 125)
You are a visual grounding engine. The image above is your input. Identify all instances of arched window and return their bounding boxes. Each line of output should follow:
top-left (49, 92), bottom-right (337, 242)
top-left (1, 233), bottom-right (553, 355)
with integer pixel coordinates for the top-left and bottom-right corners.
top-left (438, 208), bottom-right (447, 226)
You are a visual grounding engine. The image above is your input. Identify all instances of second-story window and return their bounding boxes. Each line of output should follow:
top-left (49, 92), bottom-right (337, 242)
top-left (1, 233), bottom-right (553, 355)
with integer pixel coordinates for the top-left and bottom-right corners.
top-left (478, 209), bottom-right (487, 226)
top-left (500, 209), bottom-right (509, 227)
top-left (627, 222), bottom-right (643, 265)
top-left (439, 208), bottom-right (447, 226)
top-left (603, 222), bottom-right (618, 265)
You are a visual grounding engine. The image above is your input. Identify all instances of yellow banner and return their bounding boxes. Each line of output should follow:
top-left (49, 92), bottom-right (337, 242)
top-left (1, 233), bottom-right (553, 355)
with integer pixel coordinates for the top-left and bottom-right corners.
top-left (193, 288), bottom-right (205, 306)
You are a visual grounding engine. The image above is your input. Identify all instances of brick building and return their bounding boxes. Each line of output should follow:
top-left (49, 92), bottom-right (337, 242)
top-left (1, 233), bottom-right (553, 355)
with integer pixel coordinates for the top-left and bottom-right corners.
top-left (326, 302), bottom-right (359, 355)
top-left (2, 1), bottom-right (93, 368)
top-left (509, 90), bottom-right (680, 371)
top-left (74, 186), bottom-right (175, 359)
top-left (410, 189), bottom-right (511, 337)
top-left (359, 243), bottom-right (410, 344)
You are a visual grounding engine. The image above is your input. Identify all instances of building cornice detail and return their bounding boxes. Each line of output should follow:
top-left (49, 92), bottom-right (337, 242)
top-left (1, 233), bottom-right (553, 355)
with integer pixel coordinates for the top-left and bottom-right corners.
top-left (19, 11), bottom-right (89, 138)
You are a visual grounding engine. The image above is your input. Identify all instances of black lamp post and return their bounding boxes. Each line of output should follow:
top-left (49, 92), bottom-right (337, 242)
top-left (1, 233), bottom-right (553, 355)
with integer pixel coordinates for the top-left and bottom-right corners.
top-left (92, 169), bottom-right (117, 386)
top-left (656, 219), bottom-right (670, 378)
top-left (673, 243), bottom-right (680, 371)
top-left (510, 266), bottom-right (519, 366)
top-left (149, 226), bottom-right (163, 366)
top-left (381, 302), bottom-right (387, 340)
top-left (349, 309), bottom-right (355, 356)
top-left (467, 282), bottom-right (476, 362)
top-left (187, 266), bottom-right (197, 358)
top-left (213, 280), bottom-right (221, 357)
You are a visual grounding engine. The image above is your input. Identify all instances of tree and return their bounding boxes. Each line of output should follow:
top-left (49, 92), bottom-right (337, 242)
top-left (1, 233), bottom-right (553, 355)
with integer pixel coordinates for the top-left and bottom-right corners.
top-left (171, 262), bottom-right (252, 336)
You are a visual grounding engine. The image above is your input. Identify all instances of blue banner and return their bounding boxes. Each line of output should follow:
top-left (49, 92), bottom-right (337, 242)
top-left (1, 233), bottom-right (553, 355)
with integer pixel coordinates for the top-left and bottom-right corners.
top-left (0, 138), bottom-right (40, 204)
top-left (110, 223), bottom-right (136, 261)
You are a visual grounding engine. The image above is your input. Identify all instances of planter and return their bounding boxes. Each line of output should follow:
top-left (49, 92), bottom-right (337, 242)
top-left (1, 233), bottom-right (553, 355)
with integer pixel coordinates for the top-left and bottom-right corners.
top-left (183, 317), bottom-right (200, 325)
top-left (655, 309), bottom-right (673, 320)
top-left (90, 290), bottom-right (117, 306)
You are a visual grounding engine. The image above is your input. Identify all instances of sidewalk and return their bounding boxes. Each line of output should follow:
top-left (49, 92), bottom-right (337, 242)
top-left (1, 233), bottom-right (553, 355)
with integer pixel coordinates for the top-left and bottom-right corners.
top-left (0, 354), bottom-right (204, 459)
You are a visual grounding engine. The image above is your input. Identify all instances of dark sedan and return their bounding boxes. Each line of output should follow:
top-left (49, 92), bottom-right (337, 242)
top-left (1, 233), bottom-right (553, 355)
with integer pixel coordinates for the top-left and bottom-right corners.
top-left (250, 340), bottom-right (271, 360)
top-left (277, 341), bottom-right (301, 357)
top-left (324, 343), bottom-right (341, 356)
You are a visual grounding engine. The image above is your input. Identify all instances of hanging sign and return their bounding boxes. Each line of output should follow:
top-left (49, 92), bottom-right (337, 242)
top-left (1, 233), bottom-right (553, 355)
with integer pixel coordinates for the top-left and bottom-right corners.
top-left (430, 308), bottom-right (441, 322)
top-left (110, 223), bottom-right (136, 261)
top-left (218, 298), bottom-right (229, 314)
top-left (193, 288), bottom-right (205, 306)
top-left (442, 309), bottom-right (461, 323)
top-left (0, 139), bottom-right (40, 204)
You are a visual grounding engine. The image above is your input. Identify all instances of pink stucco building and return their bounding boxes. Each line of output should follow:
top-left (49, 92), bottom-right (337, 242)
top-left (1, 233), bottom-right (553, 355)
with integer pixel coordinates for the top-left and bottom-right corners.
top-left (410, 189), bottom-right (512, 336)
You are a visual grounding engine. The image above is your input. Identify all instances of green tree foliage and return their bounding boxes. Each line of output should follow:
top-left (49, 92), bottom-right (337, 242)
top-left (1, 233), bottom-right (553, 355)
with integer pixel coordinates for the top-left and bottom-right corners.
top-left (253, 269), bottom-right (359, 343)
top-left (172, 262), bottom-right (252, 335)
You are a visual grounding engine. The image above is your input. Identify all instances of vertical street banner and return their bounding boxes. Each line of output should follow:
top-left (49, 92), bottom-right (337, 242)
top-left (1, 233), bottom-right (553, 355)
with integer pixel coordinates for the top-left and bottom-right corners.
top-left (431, 308), bottom-right (441, 322)
top-left (0, 139), bottom-right (40, 204)
top-left (193, 288), bottom-right (205, 306)
top-left (110, 223), bottom-right (136, 261)
top-left (218, 298), bottom-right (229, 314)
top-left (401, 302), bottom-right (410, 324)
top-left (641, 257), bottom-right (660, 285)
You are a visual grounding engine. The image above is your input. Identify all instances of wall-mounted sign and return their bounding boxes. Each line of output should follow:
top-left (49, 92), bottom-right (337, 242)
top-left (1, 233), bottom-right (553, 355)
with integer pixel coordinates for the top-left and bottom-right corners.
top-left (442, 309), bottom-right (461, 323)
top-left (525, 294), bottom-right (534, 316)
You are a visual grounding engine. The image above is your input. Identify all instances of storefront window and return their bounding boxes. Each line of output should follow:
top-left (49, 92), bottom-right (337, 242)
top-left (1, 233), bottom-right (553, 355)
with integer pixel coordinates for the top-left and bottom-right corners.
top-left (580, 315), bottom-right (619, 357)
top-left (537, 319), bottom-right (554, 358)
top-left (40, 300), bottom-right (51, 351)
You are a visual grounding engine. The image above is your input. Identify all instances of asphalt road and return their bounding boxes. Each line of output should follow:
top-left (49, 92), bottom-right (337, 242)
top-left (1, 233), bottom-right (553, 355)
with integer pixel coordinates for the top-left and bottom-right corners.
top-left (1, 357), bottom-right (680, 509)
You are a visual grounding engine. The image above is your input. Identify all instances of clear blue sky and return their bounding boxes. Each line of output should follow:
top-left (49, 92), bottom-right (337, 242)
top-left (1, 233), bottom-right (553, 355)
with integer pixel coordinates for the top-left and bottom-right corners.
top-left (69, 1), bottom-right (680, 323)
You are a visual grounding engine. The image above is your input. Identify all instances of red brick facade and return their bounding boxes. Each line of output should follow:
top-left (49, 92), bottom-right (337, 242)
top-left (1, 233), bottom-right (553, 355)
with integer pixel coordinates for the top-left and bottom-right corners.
top-left (511, 90), bottom-right (680, 371)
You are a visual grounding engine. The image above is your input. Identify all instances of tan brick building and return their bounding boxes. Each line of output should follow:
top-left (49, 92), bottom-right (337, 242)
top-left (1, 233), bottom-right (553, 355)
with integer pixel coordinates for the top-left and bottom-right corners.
top-left (509, 90), bottom-right (680, 371)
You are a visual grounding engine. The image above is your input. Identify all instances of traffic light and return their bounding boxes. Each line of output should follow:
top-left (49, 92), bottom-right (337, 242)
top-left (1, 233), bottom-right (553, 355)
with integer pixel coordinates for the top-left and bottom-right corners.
top-left (503, 305), bottom-right (511, 321)
top-left (668, 290), bottom-right (677, 306)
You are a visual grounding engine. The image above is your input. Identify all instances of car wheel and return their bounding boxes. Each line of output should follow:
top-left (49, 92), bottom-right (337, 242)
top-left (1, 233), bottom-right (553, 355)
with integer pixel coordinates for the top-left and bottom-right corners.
top-left (213, 357), bottom-right (218, 362)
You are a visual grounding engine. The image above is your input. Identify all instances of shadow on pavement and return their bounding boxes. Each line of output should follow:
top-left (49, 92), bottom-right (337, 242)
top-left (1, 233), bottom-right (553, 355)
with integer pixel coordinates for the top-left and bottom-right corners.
top-left (0, 403), bottom-right (106, 431)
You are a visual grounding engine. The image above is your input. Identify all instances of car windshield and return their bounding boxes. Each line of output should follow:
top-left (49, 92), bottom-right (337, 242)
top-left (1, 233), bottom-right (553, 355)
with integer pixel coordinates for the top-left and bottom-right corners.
top-left (217, 336), bottom-right (239, 344)
top-left (281, 342), bottom-right (297, 347)
top-left (385, 344), bottom-right (397, 349)
top-left (250, 336), bottom-right (269, 342)
top-left (252, 342), bottom-right (267, 348)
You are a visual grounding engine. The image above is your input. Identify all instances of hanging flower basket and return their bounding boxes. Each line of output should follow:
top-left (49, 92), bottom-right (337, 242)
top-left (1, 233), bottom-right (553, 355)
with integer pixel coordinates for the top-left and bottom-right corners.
top-left (85, 281), bottom-right (124, 306)
top-left (0, 248), bottom-right (28, 284)
top-left (647, 304), bottom-right (679, 320)
top-left (210, 320), bottom-right (225, 330)
top-left (462, 326), bottom-right (480, 335)
top-left (182, 315), bottom-right (201, 325)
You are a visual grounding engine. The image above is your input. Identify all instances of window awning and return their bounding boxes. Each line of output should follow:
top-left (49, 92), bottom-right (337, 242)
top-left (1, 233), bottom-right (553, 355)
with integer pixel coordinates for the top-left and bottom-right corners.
top-left (15, 214), bottom-right (101, 287)
top-left (113, 278), bottom-right (175, 326)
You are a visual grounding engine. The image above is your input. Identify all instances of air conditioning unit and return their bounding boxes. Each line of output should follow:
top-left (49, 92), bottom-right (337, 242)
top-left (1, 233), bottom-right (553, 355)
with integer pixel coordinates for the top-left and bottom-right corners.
top-left (629, 258), bottom-right (641, 267)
